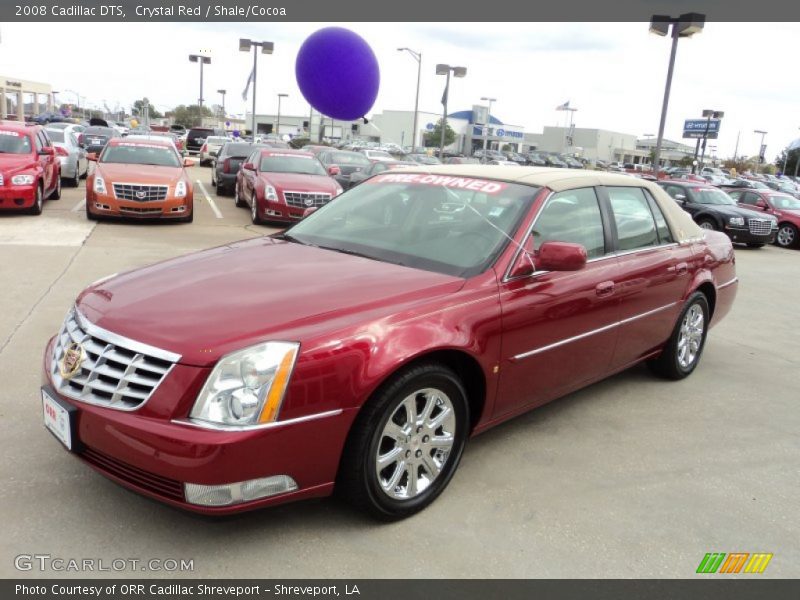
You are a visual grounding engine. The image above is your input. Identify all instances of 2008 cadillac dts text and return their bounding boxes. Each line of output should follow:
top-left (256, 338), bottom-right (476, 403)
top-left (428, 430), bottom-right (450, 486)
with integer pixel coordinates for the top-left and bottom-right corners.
top-left (40, 166), bottom-right (737, 520)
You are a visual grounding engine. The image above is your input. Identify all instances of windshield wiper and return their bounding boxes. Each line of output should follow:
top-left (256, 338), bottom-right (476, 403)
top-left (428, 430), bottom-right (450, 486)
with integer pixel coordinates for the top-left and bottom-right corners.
top-left (317, 245), bottom-right (405, 266)
top-left (277, 232), bottom-right (308, 246)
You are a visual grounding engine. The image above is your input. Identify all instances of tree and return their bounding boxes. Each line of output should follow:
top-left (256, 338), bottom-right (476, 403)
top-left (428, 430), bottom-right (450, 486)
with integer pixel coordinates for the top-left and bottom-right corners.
top-left (170, 104), bottom-right (214, 128)
top-left (132, 99), bottom-right (162, 119)
top-left (423, 119), bottom-right (455, 148)
top-left (775, 148), bottom-right (800, 176)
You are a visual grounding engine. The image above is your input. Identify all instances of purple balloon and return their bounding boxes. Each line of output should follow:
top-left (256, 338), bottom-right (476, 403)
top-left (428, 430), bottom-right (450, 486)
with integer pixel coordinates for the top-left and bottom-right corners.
top-left (295, 27), bottom-right (379, 121)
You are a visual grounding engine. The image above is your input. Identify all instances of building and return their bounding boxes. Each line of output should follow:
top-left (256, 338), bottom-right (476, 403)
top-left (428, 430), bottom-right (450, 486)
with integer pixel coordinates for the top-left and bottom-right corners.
top-left (1, 76), bottom-right (55, 120)
top-left (635, 137), bottom-right (699, 165)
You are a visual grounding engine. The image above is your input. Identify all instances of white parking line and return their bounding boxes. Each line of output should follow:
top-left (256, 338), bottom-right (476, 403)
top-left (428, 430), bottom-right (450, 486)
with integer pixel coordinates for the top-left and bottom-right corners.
top-left (196, 180), bottom-right (223, 219)
top-left (71, 198), bottom-right (86, 212)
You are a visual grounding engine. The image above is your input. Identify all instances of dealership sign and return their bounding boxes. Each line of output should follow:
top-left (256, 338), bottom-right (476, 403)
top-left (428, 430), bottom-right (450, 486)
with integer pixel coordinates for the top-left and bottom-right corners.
top-left (472, 126), bottom-right (523, 139)
top-left (683, 119), bottom-right (721, 139)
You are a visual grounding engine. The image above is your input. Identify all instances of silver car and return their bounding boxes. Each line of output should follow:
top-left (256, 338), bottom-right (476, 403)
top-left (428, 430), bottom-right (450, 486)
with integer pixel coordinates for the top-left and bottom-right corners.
top-left (45, 128), bottom-right (88, 186)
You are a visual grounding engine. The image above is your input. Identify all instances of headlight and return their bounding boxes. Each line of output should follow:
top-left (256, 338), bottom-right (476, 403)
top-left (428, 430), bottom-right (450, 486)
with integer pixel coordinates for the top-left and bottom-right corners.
top-left (189, 342), bottom-right (299, 428)
top-left (93, 176), bottom-right (107, 194)
top-left (728, 217), bottom-right (745, 227)
top-left (11, 174), bottom-right (35, 185)
top-left (175, 180), bottom-right (187, 198)
top-left (771, 220), bottom-right (779, 229)
top-left (265, 185), bottom-right (278, 201)
top-left (333, 184), bottom-right (344, 196)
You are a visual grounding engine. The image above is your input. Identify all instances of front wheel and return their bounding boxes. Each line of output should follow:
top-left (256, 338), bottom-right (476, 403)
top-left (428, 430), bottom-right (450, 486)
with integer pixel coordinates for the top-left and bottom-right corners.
top-left (697, 218), bottom-right (716, 231)
top-left (29, 185), bottom-right (44, 215)
top-left (337, 363), bottom-right (469, 521)
top-left (775, 223), bottom-right (798, 248)
top-left (648, 292), bottom-right (710, 380)
top-left (250, 195), bottom-right (263, 224)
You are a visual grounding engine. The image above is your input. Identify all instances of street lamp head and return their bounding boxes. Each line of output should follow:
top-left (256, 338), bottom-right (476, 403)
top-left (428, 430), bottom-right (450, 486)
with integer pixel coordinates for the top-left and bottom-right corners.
top-left (481, 97), bottom-right (496, 102)
top-left (702, 109), bottom-right (714, 117)
top-left (435, 64), bottom-right (450, 75)
top-left (239, 38), bottom-right (252, 52)
top-left (189, 54), bottom-right (198, 62)
top-left (713, 111), bottom-right (724, 119)
top-left (676, 13), bottom-right (705, 37)
top-left (260, 41), bottom-right (274, 55)
top-left (278, 93), bottom-right (288, 98)
top-left (453, 66), bottom-right (467, 78)
top-left (649, 15), bottom-right (671, 36)
top-left (754, 129), bottom-right (767, 134)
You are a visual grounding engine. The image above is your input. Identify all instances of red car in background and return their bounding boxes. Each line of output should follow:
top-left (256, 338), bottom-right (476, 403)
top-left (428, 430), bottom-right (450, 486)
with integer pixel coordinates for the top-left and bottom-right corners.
top-left (725, 187), bottom-right (800, 248)
top-left (0, 121), bottom-right (61, 214)
top-left (235, 148), bottom-right (343, 224)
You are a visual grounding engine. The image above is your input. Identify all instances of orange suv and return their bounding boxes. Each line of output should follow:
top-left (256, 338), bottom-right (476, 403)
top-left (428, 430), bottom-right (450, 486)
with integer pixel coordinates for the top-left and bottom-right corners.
top-left (86, 138), bottom-right (194, 222)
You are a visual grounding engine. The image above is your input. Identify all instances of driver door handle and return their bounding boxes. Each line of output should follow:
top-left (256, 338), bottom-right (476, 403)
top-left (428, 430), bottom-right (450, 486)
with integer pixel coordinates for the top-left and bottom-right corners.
top-left (595, 281), bottom-right (615, 297)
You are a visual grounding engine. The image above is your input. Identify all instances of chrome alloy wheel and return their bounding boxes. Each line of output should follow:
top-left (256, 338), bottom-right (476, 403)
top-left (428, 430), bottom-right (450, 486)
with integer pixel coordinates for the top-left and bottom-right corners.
top-left (251, 195), bottom-right (258, 221)
top-left (677, 304), bottom-right (705, 369)
top-left (777, 225), bottom-right (795, 247)
top-left (699, 221), bottom-right (715, 230)
top-left (375, 388), bottom-right (456, 500)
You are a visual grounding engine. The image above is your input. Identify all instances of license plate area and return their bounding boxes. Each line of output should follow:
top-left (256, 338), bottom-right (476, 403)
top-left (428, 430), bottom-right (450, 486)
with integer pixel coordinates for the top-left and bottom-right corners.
top-left (42, 387), bottom-right (79, 451)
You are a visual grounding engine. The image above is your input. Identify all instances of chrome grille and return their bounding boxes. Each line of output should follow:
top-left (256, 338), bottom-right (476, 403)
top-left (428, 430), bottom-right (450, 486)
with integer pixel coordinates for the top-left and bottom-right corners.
top-left (748, 219), bottom-right (772, 235)
top-left (283, 191), bottom-right (332, 209)
top-left (49, 308), bottom-right (180, 411)
top-left (120, 206), bottom-right (163, 215)
top-left (113, 183), bottom-right (168, 202)
top-left (0, 174), bottom-right (4, 185)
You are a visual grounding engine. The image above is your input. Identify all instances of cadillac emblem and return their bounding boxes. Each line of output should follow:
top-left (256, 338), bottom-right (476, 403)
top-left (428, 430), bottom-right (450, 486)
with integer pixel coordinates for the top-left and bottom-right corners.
top-left (59, 342), bottom-right (84, 380)
top-left (135, 190), bottom-right (147, 200)
top-left (304, 198), bottom-right (314, 207)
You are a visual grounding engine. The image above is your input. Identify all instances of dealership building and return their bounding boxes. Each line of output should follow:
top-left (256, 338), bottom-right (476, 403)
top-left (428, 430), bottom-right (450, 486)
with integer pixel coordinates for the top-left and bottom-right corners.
top-left (1, 76), bottom-right (55, 121)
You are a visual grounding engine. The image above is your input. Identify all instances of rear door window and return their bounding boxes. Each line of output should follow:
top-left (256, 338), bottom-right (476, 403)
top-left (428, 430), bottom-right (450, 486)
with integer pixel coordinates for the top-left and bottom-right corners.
top-left (606, 187), bottom-right (659, 251)
top-left (532, 187), bottom-right (606, 259)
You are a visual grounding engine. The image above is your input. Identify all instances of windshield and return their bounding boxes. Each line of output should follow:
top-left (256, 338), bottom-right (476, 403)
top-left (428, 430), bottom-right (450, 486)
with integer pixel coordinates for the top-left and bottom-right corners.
top-left (0, 131), bottom-right (31, 154)
top-left (260, 155), bottom-right (326, 175)
top-left (283, 174), bottom-right (538, 277)
top-left (100, 143), bottom-right (181, 167)
top-left (206, 137), bottom-right (229, 145)
top-left (328, 151), bottom-right (370, 166)
top-left (769, 194), bottom-right (800, 209)
top-left (85, 127), bottom-right (113, 137)
top-left (46, 130), bottom-right (66, 143)
top-left (693, 189), bottom-right (736, 205)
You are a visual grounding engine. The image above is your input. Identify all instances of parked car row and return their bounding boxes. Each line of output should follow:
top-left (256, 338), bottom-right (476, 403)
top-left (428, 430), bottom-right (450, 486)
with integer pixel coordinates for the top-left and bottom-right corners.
top-left (0, 120), bottom-right (62, 214)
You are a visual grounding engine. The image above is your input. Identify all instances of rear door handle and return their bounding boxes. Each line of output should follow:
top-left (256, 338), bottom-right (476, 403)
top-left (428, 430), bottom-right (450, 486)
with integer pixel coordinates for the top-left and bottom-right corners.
top-left (676, 262), bottom-right (688, 275)
top-left (595, 281), bottom-right (615, 297)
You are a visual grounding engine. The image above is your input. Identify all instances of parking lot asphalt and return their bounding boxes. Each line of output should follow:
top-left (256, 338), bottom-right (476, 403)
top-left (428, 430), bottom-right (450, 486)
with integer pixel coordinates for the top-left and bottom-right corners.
top-left (0, 165), bottom-right (798, 578)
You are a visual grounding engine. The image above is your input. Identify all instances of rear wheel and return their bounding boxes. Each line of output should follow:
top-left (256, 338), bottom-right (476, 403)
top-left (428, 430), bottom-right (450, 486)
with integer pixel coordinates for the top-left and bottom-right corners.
top-left (235, 184), bottom-right (246, 207)
top-left (337, 363), bottom-right (469, 521)
top-left (50, 174), bottom-right (62, 200)
top-left (68, 166), bottom-right (80, 187)
top-left (648, 292), bottom-right (710, 380)
top-left (775, 223), bottom-right (798, 248)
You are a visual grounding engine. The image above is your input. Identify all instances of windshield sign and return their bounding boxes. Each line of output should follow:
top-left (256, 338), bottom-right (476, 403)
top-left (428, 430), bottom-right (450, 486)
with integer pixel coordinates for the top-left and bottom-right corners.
top-left (101, 144), bottom-right (181, 167)
top-left (260, 155), bottom-right (326, 175)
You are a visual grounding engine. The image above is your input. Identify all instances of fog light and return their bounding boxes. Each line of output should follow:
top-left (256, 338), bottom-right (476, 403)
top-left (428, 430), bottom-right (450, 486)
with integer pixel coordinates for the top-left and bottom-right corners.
top-left (184, 475), bottom-right (298, 507)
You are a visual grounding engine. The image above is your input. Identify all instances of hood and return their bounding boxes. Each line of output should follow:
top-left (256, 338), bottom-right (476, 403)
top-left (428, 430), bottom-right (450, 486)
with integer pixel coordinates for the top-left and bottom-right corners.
top-left (260, 172), bottom-right (338, 192)
top-left (97, 162), bottom-right (183, 183)
top-left (719, 204), bottom-right (777, 220)
top-left (75, 237), bottom-right (464, 366)
top-left (0, 154), bottom-right (36, 173)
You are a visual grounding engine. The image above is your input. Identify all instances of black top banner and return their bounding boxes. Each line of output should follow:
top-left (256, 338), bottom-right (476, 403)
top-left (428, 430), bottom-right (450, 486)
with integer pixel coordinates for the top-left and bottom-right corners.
top-left (3, 0), bottom-right (800, 22)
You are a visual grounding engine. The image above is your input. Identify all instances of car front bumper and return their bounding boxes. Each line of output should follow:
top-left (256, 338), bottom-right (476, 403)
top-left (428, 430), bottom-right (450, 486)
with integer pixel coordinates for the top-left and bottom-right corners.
top-left (41, 337), bottom-right (356, 514)
top-left (724, 225), bottom-right (776, 245)
top-left (87, 190), bottom-right (192, 219)
top-left (0, 184), bottom-right (37, 209)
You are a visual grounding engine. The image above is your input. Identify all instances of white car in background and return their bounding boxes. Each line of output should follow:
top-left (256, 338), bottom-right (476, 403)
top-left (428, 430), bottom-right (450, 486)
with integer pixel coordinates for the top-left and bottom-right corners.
top-left (360, 149), bottom-right (396, 162)
top-left (199, 136), bottom-right (230, 166)
top-left (45, 127), bottom-right (89, 187)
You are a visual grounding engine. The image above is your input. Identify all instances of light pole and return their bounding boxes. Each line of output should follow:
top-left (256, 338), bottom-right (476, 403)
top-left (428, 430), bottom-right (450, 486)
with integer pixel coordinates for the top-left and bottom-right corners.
top-left (649, 13), bottom-right (705, 177)
top-left (436, 63), bottom-right (467, 159)
top-left (276, 93), bottom-right (288, 137)
top-left (188, 53), bottom-right (211, 109)
top-left (754, 130), bottom-right (767, 174)
top-left (217, 89), bottom-right (226, 122)
top-left (480, 96), bottom-right (495, 151)
top-left (398, 48), bottom-right (422, 150)
top-left (239, 38), bottom-right (275, 137)
top-left (696, 109), bottom-right (724, 173)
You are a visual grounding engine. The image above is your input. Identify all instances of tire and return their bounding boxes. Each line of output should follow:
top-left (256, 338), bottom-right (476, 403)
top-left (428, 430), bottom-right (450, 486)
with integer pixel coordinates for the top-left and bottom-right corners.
top-left (746, 243), bottom-right (764, 248)
top-left (697, 218), bottom-right (717, 231)
top-left (337, 362), bottom-right (469, 521)
top-left (29, 185), bottom-right (44, 215)
top-left (68, 166), bottom-right (80, 188)
top-left (85, 199), bottom-right (98, 221)
top-left (180, 209), bottom-right (194, 223)
top-left (251, 195), bottom-right (263, 224)
top-left (775, 223), bottom-right (798, 248)
top-left (235, 185), bottom-right (246, 208)
top-left (50, 174), bottom-right (62, 200)
top-left (647, 292), bottom-right (710, 380)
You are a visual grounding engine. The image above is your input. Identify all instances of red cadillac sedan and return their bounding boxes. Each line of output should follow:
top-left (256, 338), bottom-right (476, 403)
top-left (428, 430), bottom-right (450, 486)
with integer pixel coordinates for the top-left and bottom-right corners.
top-left (234, 148), bottom-right (343, 224)
top-left (41, 167), bottom-right (737, 520)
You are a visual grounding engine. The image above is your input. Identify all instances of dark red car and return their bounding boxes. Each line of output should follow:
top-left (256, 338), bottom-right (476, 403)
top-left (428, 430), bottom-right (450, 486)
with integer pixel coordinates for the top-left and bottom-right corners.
top-left (234, 148), bottom-right (343, 224)
top-left (0, 120), bottom-right (61, 214)
top-left (725, 187), bottom-right (800, 248)
top-left (41, 167), bottom-right (736, 520)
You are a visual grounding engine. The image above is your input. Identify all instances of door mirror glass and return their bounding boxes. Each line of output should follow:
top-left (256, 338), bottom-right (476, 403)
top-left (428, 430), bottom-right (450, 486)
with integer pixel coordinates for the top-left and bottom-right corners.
top-left (328, 164), bottom-right (341, 176)
top-left (242, 162), bottom-right (255, 171)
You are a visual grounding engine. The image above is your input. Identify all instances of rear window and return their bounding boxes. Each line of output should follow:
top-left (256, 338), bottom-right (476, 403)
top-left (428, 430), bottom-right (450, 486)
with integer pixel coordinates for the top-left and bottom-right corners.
top-left (0, 130), bottom-right (32, 154)
top-left (46, 130), bottom-right (66, 143)
top-left (188, 129), bottom-right (213, 140)
top-left (206, 136), bottom-right (229, 144)
top-left (84, 127), bottom-right (113, 137)
top-left (220, 143), bottom-right (253, 158)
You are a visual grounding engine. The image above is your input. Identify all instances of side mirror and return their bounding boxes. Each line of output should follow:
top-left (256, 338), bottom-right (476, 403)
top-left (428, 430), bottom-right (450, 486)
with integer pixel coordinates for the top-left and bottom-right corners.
top-left (38, 147), bottom-right (55, 156)
top-left (536, 241), bottom-right (587, 272)
top-left (508, 236), bottom-right (536, 279)
top-left (756, 200), bottom-right (769, 210)
top-left (183, 158), bottom-right (195, 167)
top-left (674, 193), bottom-right (686, 202)
top-left (87, 153), bottom-right (98, 162)
top-left (328, 164), bottom-right (341, 176)
top-left (242, 162), bottom-right (255, 171)
top-left (303, 206), bottom-right (319, 219)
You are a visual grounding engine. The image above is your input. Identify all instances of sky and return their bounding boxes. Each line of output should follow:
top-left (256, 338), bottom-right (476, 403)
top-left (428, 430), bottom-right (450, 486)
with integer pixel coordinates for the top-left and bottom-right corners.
top-left (2, 21), bottom-right (799, 160)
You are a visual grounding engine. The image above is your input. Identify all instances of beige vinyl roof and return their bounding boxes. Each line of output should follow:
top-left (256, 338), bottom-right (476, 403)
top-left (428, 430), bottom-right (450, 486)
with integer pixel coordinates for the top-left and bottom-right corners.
top-left (397, 165), bottom-right (704, 244)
